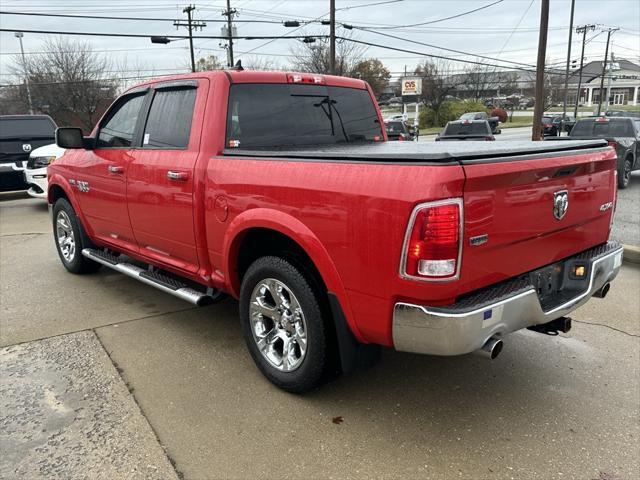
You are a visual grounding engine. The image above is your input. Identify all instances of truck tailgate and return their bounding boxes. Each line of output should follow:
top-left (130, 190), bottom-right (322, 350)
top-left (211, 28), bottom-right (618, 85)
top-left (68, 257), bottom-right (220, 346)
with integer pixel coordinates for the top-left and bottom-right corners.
top-left (459, 146), bottom-right (617, 293)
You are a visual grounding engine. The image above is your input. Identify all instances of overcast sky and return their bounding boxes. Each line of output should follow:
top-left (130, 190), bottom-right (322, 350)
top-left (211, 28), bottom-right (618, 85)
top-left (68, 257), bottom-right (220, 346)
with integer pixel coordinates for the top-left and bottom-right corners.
top-left (1, 0), bottom-right (639, 84)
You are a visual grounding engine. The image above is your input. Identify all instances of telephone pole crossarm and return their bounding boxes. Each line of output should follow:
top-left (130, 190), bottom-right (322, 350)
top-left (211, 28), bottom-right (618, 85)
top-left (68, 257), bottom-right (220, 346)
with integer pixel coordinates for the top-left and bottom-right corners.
top-left (173, 5), bottom-right (206, 73)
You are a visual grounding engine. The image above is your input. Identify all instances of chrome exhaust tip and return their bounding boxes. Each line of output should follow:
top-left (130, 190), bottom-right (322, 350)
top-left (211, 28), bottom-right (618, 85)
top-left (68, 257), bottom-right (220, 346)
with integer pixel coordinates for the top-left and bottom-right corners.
top-left (474, 337), bottom-right (503, 360)
top-left (593, 282), bottom-right (611, 299)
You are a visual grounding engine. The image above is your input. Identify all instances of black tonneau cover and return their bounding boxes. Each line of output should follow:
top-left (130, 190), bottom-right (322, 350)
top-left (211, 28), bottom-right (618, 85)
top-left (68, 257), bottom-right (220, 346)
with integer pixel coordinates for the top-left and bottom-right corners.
top-left (223, 139), bottom-right (608, 164)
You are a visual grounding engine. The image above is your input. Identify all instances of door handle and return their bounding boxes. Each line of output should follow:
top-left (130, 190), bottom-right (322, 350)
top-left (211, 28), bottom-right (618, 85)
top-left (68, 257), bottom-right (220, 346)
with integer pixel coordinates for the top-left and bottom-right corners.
top-left (167, 171), bottom-right (189, 181)
top-left (108, 165), bottom-right (124, 174)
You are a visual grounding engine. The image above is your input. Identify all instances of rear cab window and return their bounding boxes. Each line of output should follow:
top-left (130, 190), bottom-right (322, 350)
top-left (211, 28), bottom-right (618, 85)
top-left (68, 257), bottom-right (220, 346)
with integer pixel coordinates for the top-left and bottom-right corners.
top-left (142, 87), bottom-right (197, 149)
top-left (226, 84), bottom-right (382, 148)
top-left (385, 121), bottom-right (407, 134)
top-left (444, 122), bottom-right (490, 136)
top-left (0, 117), bottom-right (56, 139)
top-left (571, 118), bottom-right (634, 137)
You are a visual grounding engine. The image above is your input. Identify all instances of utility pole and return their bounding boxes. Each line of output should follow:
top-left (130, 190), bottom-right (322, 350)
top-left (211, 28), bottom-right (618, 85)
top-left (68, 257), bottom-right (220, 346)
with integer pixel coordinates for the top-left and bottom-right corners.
top-left (531, 0), bottom-right (549, 141)
top-left (329, 0), bottom-right (336, 75)
top-left (222, 0), bottom-right (236, 67)
top-left (604, 52), bottom-right (615, 112)
top-left (173, 5), bottom-right (206, 73)
top-left (560, 0), bottom-right (575, 135)
top-left (14, 32), bottom-right (34, 115)
top-left (597, 27), bottom-right (618, 116)
top-left (573, 24), bottom-right (596, 118)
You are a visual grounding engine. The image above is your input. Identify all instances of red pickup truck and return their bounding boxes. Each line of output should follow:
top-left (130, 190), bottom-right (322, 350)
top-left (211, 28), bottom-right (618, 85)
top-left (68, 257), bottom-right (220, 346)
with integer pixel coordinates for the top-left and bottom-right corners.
top-left (49, 70), bottom-right (623, 392)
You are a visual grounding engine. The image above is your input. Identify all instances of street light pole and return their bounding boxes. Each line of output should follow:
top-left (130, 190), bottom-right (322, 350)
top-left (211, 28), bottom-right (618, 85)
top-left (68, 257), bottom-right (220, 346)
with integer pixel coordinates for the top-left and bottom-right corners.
top-left (531, 0), bottom-right (549, 141)
top-left (329, 0), bottom-right (336, 75)
top-left (14, 32), bottom-right (34, 115)
top-left (573, 24), bottom-right (595, 118)
top-left (560, 0), bottom-right (575, 135)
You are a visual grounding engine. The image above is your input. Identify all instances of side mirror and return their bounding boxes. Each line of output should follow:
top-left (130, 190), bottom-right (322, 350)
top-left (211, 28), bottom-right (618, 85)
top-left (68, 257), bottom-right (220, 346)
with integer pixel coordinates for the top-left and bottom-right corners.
top-left (56, 127), bottom-right (94, 149)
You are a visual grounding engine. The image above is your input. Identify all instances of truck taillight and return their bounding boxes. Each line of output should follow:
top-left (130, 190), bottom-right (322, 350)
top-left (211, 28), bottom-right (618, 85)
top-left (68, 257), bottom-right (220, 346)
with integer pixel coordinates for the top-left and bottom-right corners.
top-left (400, 199), bottom-right (463, 280)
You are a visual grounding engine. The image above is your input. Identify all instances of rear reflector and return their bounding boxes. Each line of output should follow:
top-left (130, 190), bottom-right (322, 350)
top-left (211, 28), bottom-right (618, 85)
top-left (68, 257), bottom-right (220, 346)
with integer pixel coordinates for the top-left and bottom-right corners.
top-left (400, 199), bottom-right (462, 280)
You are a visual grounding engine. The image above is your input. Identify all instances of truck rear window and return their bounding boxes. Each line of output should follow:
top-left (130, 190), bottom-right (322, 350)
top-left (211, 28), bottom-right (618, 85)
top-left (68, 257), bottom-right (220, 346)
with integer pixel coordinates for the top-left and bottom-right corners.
top-left (571, 119), bottom-right (634, 137)
top-left (226, 84), bottom-right (382, 148)
top-left (0, 117), bottom-right (56, 139)
top-left (444, 122), bottom-right (489, 136)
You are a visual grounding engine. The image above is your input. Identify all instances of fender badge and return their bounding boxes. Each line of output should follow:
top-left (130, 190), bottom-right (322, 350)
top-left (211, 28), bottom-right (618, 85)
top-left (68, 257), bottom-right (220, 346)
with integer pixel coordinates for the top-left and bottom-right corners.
top-left (470, 234), bottom-right (489, 246)
top-left (599, 201), bottom-right (613, 212)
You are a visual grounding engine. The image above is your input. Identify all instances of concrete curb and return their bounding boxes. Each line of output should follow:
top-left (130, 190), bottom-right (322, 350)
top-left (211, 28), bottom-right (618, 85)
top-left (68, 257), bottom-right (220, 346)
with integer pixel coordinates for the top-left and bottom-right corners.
top-left (622, 244), bottom-right (640, 265)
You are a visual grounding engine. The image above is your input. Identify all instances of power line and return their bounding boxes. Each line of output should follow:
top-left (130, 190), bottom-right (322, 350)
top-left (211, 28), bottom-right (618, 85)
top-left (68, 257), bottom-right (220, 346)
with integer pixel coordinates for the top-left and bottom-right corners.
top-left (352, 27), bottom-right (566, 74)
top-left (336, 36), bottom-right (544, 73)
top-left (356, 0), bottom-right (503, 29)
top-left (0, 27), bottom-right (328, 41)
top-left (0, 10), bottom-right (285, 23)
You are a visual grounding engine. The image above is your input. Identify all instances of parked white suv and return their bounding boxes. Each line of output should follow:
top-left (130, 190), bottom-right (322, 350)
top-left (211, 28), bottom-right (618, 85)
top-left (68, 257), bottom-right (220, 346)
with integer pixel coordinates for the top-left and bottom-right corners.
top-left (24, 143), bottom-right (65, 199)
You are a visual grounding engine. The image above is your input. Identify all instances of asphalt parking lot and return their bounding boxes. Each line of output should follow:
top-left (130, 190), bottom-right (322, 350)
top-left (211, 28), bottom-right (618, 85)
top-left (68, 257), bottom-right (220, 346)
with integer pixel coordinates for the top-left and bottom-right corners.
top-left (1, 189), bottom-right (639, 480)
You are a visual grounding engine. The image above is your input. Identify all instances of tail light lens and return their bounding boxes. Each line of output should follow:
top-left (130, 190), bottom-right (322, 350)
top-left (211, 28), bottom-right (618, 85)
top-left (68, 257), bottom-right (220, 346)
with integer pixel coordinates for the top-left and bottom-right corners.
top-left (608, 140), bottom-right (617, 149)
top-left (400, 199), bottom-right (462, 280)
top-left (485, 136), bottom-right (495, 141)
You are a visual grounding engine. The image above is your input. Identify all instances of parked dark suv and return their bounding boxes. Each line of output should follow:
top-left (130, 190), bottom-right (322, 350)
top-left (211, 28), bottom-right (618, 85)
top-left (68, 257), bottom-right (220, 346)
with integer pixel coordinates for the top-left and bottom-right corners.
top-left (0, 115), bottom-right (57, 191)
top-left (568, 116), bottom-right (639, 188)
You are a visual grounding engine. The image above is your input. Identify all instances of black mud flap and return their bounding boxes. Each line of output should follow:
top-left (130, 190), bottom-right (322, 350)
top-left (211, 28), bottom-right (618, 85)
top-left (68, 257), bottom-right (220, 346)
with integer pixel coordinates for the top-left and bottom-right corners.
top-left (328, 292), bottom-right (381, 374)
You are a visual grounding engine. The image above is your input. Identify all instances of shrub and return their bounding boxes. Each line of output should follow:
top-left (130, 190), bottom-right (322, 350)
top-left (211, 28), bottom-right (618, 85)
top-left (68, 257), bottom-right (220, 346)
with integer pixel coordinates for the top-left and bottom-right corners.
top-left (491, 107), bottom-right (508, 123)
top-left (418, 100), bottom-right (487, 128)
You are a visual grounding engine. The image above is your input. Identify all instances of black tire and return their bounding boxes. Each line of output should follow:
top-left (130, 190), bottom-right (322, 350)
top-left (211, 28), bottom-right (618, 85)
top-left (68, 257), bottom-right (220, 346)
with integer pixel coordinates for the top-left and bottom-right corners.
top-left (618, 156), bottom-right (632, 189)
top-left (239, 256), bottom-right (331, 393)
top-left (52, 198), bottom-right (101, 274)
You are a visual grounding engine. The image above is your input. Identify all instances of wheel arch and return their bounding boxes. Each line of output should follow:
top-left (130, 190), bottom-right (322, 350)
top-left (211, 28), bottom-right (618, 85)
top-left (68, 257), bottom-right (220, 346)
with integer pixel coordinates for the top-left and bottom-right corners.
top-left (222, 208), bottom-right (365, 343)
top-left (48, 176), bottom-right (96, 242)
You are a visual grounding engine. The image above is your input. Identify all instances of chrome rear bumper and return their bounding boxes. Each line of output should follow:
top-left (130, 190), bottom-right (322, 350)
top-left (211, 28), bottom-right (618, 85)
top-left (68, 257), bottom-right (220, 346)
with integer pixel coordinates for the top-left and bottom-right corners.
top-left (392, 242), bottom-right (623, 356)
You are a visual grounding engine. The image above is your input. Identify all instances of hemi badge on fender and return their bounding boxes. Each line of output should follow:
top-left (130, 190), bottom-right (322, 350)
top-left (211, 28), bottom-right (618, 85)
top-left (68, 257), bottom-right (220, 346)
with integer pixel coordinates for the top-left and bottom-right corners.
top-left (470, 234), bottom-right (489, 246)
top-left (599, 201), bottom-right (613, 212)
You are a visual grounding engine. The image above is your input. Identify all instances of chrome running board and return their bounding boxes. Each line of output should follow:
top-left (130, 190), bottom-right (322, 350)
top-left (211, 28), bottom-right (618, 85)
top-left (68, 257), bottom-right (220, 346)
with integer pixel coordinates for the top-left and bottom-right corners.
top-left (82, 248), bottom-right (220, 306)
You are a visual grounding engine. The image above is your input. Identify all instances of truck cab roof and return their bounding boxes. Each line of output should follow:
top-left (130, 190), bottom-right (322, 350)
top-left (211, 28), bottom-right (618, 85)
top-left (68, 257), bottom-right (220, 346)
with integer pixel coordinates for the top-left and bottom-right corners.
top-left (129, 70), bottom-right (369, 91)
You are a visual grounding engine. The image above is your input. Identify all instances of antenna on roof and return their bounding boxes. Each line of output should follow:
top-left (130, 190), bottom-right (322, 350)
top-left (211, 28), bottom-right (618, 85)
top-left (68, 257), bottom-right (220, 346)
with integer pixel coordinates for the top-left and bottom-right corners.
top-left (230, 60), bottom-right (244, 71)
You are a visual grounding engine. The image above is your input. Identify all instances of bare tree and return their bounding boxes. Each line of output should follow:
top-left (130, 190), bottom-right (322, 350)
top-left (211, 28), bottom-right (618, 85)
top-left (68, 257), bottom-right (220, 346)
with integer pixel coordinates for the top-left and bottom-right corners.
top-left (241, 55), bottom-right (280, 71)
top-left (6, 37), bottom-right (117, 129)
top-left (194, 54), bottom-right (224, 72)
top-left (463, 63), bottom-right (500, 101)
top-left (289, 34), bottom-right (366, 76)
top-left (414, 60), bottom-right (466, 125)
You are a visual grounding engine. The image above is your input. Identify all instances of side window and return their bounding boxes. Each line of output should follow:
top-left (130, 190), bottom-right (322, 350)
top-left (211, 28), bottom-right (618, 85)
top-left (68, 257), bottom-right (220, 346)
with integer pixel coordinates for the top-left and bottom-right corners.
top-left (143, 88), bottom-right (197, 149)
top-left (97, 94), bottom-right (145, 148)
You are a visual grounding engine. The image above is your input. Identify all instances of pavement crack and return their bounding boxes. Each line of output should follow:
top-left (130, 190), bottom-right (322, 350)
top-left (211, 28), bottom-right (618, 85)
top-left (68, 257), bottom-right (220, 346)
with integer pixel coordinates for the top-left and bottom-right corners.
top-left (1, 232), bottom-right (47, 238)
top-left (1, 305), bottom-right (198, 348)
top-left (93, 329), bottom-right (185, 480)
top-left (573, 319), bottom-right (640, 338)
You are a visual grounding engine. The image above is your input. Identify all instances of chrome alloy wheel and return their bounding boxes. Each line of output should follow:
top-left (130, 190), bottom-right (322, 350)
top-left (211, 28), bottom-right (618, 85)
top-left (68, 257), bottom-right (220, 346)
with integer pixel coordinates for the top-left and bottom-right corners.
top-left (249, 278), bottom-right (308, 372)
top-left (56, 210), bottom-right (76, 262)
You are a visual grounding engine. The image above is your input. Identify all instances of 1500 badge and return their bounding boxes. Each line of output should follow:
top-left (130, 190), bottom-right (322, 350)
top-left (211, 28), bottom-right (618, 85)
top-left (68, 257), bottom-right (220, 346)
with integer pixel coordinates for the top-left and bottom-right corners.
top-left (600, 201), bottom-right (613, 212)
top-left (71, 180), bottom-right (90, 193)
